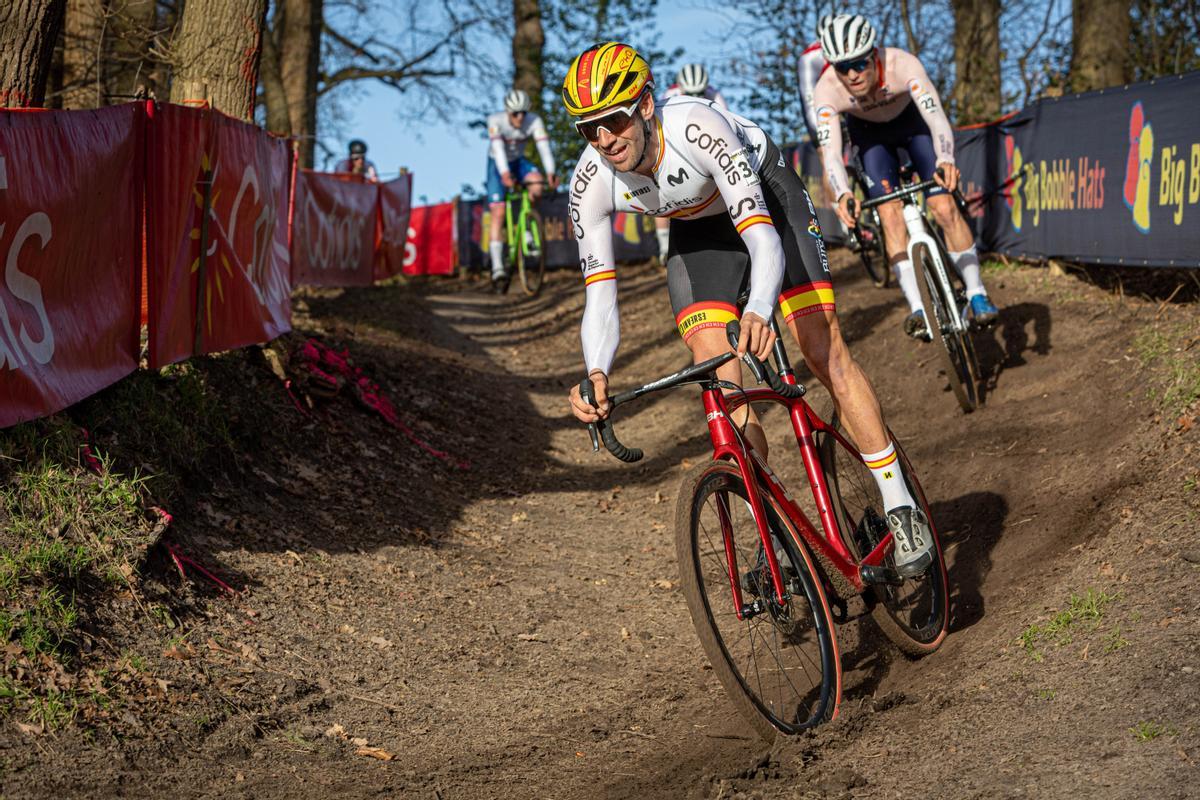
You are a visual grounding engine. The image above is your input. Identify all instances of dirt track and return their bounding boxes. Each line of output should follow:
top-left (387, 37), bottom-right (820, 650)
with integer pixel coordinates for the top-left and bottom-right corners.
top-left (4, 252), bottom-right (1198, 799)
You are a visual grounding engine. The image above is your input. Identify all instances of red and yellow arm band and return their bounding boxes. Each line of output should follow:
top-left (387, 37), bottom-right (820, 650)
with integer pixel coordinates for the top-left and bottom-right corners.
top-left (779, 281), bottom-right (836, 322)
top-left (584, 269), bottom-right (616, 287)
top-left (735, 214), bottom-right (774, 235)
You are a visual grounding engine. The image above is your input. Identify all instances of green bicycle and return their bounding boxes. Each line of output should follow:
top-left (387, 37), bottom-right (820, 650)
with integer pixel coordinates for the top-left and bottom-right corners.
top-left (502, 184), bottom-right (547, 296)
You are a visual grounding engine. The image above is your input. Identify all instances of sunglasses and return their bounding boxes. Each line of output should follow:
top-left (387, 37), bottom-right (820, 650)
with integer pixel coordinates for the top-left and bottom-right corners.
top-left (574, 93), bottom-right (646, 142)
top-left (833, 57), bottom-right (873, 75)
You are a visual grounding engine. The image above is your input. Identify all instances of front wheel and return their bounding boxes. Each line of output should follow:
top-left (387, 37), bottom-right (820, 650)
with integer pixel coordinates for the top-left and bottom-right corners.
top-left (517, 206), bottom-right (546, 296)
top-left (915, 242), bottom-right (981, 413)
top-left (675, 460), bottom-right (841, 740)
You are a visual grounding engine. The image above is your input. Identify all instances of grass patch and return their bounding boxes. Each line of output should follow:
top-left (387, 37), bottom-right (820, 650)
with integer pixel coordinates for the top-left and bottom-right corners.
top-left (1133, 324), bottom-right (1200, 418)
top-left (1020, 588), bottom-right (1120, 661)
top-left (1131, 721), bottom-right (1177, 742)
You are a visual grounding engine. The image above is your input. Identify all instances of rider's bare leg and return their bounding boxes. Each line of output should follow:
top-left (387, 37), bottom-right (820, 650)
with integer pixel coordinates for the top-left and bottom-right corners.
top-left (876, 199), bottom-right (921, 313)
top-left (785, 308), bottom-right (916, 511)
top-left (928, 193), bottom-right (986, 299)
top-left (688, 327), bottom-right (768, 458)
top-left (487, 201), bottom-right (506, 278)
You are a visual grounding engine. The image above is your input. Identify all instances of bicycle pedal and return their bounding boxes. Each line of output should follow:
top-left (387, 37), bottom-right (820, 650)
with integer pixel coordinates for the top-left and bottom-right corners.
top-left (860, 564), bottom-right (904, 587)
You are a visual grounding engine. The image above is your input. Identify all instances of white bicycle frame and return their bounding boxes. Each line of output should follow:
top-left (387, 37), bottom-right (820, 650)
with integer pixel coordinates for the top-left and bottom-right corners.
top-left (901, 202), bottom-right (968, 337)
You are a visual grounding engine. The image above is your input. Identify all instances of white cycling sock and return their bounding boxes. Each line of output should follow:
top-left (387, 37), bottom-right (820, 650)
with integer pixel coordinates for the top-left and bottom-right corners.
top-left (489, 241), bottom-right (505, 278)
top-left (861, 441), bottom-right (917, 513)
top-left (893, 259), bottom-right (922, 314)
top-left (949, 244), bottom-right (986, 299)
top-left (655, 227), bottom-right (671, 260)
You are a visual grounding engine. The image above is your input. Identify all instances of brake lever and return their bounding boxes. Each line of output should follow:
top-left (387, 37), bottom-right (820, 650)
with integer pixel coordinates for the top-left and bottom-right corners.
top-left (579, 377), bottom-right (601, 453)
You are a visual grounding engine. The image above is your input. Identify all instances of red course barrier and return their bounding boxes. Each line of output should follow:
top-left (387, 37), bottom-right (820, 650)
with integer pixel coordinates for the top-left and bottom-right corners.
top-left (290, 170), bottom-right (378, 287)
top-left (404, 201), bottom-right (455, 276)
top-left (146, 103), bottom-right (292, 368)
top-left (0, 105), bottom-right (143, 427)
top-left (375, 173), bottom-right (414, 281)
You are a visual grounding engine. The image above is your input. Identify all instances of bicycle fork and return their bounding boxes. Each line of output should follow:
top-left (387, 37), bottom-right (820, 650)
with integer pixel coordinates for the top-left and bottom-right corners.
top-left (702, 389), bottom-right (789, 619)
top-left (903, 204), bottom-right (966, 338)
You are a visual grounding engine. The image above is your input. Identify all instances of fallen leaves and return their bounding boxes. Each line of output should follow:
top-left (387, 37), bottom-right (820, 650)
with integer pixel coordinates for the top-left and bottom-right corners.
top-left (325, 723), bottom-right (397, 762)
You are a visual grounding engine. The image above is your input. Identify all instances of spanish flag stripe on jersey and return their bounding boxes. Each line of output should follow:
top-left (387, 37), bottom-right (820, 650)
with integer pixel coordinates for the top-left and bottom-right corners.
top-left (584, 269), bottom-right (616, 286)
top-left (652, 119), bottom-right (666, 172)
top-left (779, 281), bottom-right (836, 320)
top-left (735, 214), bottom-right (773, 234)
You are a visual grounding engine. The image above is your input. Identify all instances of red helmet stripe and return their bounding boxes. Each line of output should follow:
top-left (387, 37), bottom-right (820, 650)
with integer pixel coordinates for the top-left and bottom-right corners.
top-left (577, 50), bottom-right (596, 106)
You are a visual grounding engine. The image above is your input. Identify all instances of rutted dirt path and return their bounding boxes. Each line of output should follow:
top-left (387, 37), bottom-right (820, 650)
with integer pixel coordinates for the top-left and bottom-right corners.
top-left (5, 254), bottom-right (1198, 799)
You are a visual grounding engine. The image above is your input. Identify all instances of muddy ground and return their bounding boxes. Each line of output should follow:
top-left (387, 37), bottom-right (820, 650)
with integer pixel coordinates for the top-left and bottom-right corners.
top-left (2, 251), bottom-right (1198, 799)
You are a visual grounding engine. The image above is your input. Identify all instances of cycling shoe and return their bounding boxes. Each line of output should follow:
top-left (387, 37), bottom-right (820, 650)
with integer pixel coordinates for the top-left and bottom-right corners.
top-left (904, 310), bottom-right (931, 341)
top-left (887, 506), bottom-right (934, 578)
top-left (968, 294), bottom-right (999, 326)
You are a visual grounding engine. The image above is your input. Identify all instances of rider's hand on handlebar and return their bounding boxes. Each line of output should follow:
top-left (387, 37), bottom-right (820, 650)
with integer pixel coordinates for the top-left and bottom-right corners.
top-left (501, 172), bottom-right (516, 189)
top-left (834, 193), bottom-right (858, 228)
top-left (570, 370), bottom-right (611, 423)
top-left (935, 162), bottom-right (959, 193)
top-left (736, 312), bottom-right (776, 361)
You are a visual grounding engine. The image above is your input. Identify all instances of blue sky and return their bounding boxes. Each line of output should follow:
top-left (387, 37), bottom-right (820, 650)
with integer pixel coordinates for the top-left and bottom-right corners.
top-left (319, 3), bottom-right (735, 204)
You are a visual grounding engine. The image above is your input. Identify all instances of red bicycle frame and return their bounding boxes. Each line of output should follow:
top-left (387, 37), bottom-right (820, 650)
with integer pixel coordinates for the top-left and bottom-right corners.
top-left (699, 384), bottom-right (895, 621)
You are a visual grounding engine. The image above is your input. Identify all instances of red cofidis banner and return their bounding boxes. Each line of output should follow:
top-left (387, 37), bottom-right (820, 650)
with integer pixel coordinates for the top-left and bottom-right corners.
top-left (145, 103), bottom-right (292, 369)
top-left (0, 105), bottom-right (143, 427)
top-left (290, 170), bottom-right (378, 287)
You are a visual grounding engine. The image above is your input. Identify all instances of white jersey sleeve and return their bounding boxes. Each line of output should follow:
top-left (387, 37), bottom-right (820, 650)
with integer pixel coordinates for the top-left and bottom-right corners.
top-left (487, 114), bottom-right (511, 174)
top-left (569, 156), bottom-right (621, 374)
top-left (680, 104), bottom-right (784, 322)
top-left (797, 44), bottom-right (826, 139)
top-left (897, 53), bottom-right (956, 165)
top-left (530, 114), bottom-right (556, 177)
top-left (813, 75), bottom-right (851, 199)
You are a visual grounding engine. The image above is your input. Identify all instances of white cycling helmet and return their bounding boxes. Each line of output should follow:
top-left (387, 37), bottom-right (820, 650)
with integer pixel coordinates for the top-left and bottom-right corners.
top-left (504, 89), bottom-right (531, 113)
top-left (820, 14), bottom-right (877, 63)
top-left (816, 14), bottom-right (835, 43)
top-left (676, 64), bottom-right (709, 95)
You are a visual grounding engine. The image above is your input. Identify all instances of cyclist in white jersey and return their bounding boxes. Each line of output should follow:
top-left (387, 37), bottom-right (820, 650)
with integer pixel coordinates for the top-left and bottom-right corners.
top-left (655, 64), bottom-right (728, 261)
top-left (485, 89), bottom-right (558, 292)
top-left (562, 42), bottom-right (934, 578)
top-left (814, 14), bottom-right (999, 336)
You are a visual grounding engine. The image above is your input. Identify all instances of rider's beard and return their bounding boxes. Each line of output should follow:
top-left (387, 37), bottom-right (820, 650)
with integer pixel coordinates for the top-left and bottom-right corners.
top-left (609, 122), bottom-right (646, 174)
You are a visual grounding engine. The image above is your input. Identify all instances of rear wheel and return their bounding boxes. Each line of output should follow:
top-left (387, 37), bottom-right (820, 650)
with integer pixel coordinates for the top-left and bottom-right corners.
top-left (915, 241), bottom-right (980, 412)
top-left (517, 206), bottom-right (546, 296)
top-left (815, 427), bottom-right (950, 656)
top-left (675, 460), bottom-right (841, 740)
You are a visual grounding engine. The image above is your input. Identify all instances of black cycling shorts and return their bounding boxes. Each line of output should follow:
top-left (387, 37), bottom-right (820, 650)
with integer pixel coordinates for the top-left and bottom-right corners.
top-left (665, 137), bottom-right (833, 343)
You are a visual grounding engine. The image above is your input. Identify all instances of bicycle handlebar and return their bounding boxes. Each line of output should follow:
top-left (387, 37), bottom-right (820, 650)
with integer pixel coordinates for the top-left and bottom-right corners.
top-left (725, 321), bottom-right (805, 399)
top-left (581, 320), bottom-right (805, 463)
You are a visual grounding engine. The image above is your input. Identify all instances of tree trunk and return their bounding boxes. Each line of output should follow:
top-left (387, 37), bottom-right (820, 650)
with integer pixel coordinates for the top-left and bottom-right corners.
top-left (61, 0), bottom-right (106, 108)
top-left (951, 0), bottom-right (1001, 124)
top-left (260, 14), bottom-right (292, 136)
top-left (512, 0), bottom-right (544, 113)
top-left (0, 0), bottom-right (67, 107)
top-left (169, 0), bottom-right (268, 120)
top-left (108, 0), bottom-right (157, 99)
top-left (278, 0), bottom-right (322, 166)
top-left (1071, 0), bottom-right (1132, 92)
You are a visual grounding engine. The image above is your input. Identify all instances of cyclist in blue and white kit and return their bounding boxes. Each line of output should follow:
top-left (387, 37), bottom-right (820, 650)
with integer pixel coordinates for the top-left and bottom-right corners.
top-left (485, 89), bottom-right (558, 292)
